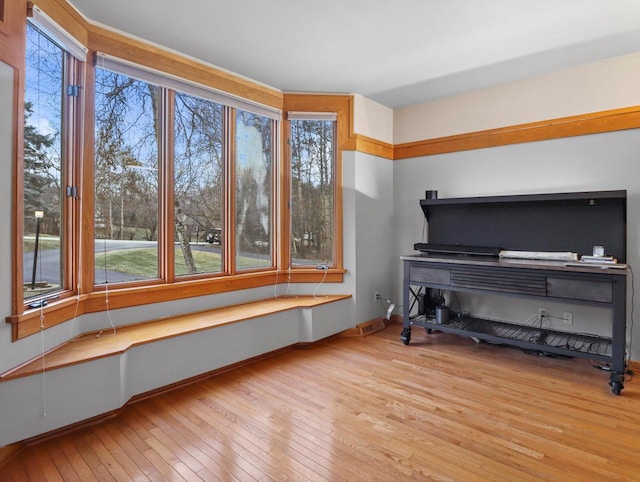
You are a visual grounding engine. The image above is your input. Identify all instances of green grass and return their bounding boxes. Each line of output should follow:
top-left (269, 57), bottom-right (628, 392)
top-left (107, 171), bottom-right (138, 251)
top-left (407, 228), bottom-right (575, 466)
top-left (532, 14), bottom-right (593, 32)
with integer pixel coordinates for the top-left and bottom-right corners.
top-left (174, 249), bottom-right (222, 276)
top-left (97, 248), bottom-right (162, 278)
top-left (236, 253), bottom-right (271, 270)
top-left (97, 247), bottom-right (270, 277)
top-left (23, 236), bottom-right (60, 253)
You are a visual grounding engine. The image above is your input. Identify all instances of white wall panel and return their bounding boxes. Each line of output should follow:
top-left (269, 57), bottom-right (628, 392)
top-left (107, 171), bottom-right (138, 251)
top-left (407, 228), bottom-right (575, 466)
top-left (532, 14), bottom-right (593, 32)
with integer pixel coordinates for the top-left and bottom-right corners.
top-left (353, 94), bottom-right (394, 144)
top-left (394, 52), bottom-right (640, 144)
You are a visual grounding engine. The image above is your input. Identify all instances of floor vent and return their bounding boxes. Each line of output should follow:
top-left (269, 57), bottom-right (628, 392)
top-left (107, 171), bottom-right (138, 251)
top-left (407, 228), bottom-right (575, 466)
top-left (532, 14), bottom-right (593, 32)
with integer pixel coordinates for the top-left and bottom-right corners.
top-left (357, 318), bottom-right (386, 336)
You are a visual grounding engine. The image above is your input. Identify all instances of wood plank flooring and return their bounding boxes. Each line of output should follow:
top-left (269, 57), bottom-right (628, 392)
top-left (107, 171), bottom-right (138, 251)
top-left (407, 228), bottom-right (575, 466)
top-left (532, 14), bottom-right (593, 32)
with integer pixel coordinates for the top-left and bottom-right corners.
top-left (3, 322), bottom-right (640, 481)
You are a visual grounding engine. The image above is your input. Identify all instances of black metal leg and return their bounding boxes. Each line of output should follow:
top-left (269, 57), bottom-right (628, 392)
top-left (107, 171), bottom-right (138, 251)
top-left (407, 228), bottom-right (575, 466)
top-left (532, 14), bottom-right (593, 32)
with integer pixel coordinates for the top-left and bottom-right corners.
top-left (401, 327), bottom-right (411, 345)
top-left (609, 276), bottom-right (626, 394)
top-left (609, 372), bottom-right (624, 395)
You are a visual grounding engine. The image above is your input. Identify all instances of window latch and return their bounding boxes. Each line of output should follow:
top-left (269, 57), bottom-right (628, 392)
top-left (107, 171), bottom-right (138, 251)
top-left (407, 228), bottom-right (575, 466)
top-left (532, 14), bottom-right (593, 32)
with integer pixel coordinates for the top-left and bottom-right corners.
top-left (66, 186), bottom-right (78, 198)
top-left (67, 85), bottom-right (80, 97)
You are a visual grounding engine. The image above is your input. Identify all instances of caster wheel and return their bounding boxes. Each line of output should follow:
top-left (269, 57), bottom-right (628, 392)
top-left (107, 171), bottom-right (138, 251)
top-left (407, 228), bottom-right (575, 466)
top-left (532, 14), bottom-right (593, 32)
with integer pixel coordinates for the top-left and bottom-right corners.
top-left (400, 328), bottom-right (411, 345)
top-left (610, 380), bottom-right (623, 395)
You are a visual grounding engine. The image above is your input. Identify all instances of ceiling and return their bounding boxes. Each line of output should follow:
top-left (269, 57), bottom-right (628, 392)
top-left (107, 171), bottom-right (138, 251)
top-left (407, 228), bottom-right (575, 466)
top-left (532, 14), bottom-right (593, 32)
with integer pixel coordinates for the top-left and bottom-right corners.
top-left (67, 0), bottom-right (640, 109)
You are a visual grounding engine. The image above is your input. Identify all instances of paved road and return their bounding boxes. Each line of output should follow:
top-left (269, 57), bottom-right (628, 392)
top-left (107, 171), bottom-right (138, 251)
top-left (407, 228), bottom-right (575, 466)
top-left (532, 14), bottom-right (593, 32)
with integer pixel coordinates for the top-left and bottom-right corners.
top-left (25, 239), bottom-right (224, 286)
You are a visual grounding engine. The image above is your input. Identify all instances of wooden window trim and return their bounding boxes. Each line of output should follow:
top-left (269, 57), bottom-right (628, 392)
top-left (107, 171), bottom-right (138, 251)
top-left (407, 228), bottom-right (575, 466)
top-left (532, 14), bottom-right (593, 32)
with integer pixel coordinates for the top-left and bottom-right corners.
top-left (88, 24), bottom-right (281, 113)
top-left (11, 66), bottom-right (23, 317)
top-left (282, 94), bottom-right (351, 271)
top-left (65, 46), bottom-right (85, 296)
top-left (17, 14), bottom-right (84, 312)
top-left (0, 0), bottom-right (25, 51)
top-left (80, 58), bottom-right (96, 292)
top-left (0, 0), bottom-right (6, 36)
top-left (393, 105), bottom-right (640, 159)
top-left (7, 268), bottom-right (346, 340)
top-left (227, 107), bottom-right (237, 274)
top-left (164, 88), bottom-right (176, 281)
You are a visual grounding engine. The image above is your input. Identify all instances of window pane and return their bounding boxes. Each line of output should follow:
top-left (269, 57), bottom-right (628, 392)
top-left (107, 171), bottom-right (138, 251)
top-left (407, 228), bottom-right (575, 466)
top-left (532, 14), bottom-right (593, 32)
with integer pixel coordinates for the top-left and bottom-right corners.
top-left (174, 92), bottom-right (224, 276)
top-left (94, 69), bottom-right (160, 284)
top-left (235, 111), bottom-right (273, 270)
top-left (290, 119), bottom-right (335, 266)
top-left (23, 23), bottom-right (64, 300)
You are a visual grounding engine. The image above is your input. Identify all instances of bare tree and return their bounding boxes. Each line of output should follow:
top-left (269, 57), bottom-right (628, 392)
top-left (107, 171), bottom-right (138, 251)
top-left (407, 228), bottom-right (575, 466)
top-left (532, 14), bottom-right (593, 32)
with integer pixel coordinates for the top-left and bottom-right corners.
top-left (174, 92), bottom-right (225, 274)
top-left (290, 119), bottom-right (334, 263)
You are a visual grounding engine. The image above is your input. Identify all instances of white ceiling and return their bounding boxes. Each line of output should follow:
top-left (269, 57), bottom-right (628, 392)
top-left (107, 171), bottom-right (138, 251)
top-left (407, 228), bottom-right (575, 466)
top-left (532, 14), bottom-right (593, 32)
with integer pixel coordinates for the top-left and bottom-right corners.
top-left (67, 0), bottom-right (640, 109)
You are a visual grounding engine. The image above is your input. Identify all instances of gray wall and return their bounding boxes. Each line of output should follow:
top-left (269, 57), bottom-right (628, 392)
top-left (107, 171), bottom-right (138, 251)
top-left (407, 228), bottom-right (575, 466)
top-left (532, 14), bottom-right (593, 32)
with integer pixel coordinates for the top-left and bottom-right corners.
top-left (343, 151), bottom-right (396, 324)
top-left (392, 129), bottom-right (640, 357)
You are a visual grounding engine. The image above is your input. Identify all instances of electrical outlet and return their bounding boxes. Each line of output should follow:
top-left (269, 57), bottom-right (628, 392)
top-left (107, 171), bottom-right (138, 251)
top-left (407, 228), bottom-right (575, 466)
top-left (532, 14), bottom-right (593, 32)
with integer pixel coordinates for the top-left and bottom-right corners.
top-left (538, 308), bottom-right (547, 318)
top-left (563, 311), bottom-right (573, 324)
top-left (374, 291), bottom-right (380, 302)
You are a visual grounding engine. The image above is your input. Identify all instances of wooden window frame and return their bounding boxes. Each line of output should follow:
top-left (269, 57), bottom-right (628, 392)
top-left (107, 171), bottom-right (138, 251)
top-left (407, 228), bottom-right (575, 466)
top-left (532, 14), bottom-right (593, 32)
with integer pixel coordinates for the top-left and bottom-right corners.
top-left (91, 67), bottom-right (166, 289)
top-left (282, 94), bottom-right (349, 274)
top-left (287, 113), bottom-right (338, 268)
top-left (17, 15), bottom-right (84, 312)
top-left (0, 0), bottom-right (6, 35)
top-left (233, 111), bottom-right (278, 274)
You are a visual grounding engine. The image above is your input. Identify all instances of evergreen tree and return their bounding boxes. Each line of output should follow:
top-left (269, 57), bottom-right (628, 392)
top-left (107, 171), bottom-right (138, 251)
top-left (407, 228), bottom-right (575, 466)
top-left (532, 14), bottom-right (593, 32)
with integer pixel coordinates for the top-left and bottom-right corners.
top-left (23, 101), bottom-right (55, 232)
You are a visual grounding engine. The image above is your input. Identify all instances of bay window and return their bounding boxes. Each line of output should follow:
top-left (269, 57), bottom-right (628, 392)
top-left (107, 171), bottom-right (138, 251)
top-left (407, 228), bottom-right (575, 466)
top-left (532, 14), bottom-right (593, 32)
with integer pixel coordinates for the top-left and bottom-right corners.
top-left (13, 11), bottom-right (345, 340)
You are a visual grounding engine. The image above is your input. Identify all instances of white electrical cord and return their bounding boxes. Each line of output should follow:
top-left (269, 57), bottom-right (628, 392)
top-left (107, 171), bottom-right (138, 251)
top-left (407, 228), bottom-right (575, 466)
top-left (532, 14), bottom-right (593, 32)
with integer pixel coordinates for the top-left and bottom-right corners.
top-left (96, 237), bottom-right (117, 337)
top-left (68, 285), bottom-right (81, 338)
top-left (313, 268), bottom-right (329, 298)
top-left (274, 264), bottom-right (292, 299)
top-left (377, 296), bottom-right (395, 320)
top-left (40, 306), bottom-right (47, 417)
top-left (102, 281), bottom-right (117, 336)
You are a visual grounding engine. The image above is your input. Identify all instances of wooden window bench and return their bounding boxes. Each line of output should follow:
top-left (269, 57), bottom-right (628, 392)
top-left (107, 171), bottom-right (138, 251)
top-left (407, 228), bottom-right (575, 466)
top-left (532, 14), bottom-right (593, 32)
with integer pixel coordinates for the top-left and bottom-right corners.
top-left (1, 295), bottom-right (352, 382)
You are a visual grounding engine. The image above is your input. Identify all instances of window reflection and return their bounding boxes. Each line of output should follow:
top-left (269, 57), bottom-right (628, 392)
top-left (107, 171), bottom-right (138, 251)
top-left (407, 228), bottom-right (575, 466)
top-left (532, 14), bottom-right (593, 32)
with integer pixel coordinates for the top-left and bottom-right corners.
top-left (235, 111), bottom-right (273, 270)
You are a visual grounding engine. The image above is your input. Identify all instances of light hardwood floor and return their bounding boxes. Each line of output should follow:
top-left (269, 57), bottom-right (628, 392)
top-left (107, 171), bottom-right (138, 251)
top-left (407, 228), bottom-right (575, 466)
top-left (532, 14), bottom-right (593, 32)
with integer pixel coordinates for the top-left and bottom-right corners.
top-left (3, 322), bottom-right (640, 481)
